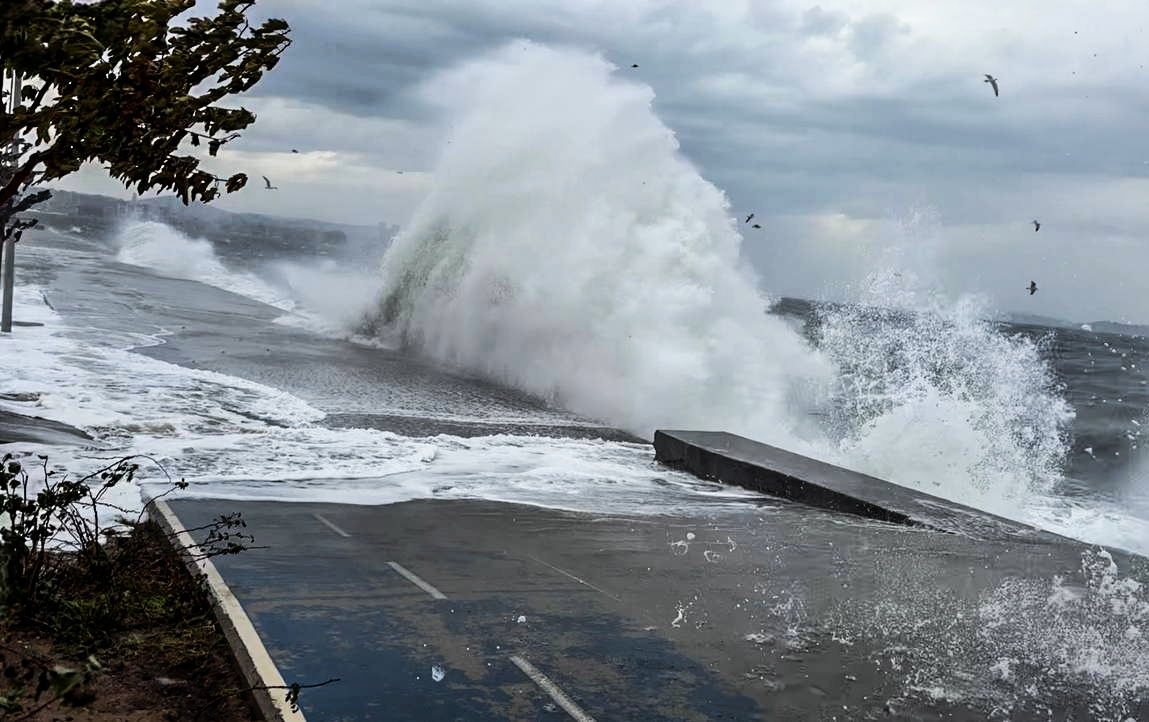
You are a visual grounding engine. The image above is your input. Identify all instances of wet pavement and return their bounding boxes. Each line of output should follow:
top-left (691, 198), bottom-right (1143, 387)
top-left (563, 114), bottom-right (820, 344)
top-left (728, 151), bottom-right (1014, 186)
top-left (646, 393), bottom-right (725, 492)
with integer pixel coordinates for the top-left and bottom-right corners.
top-left (170, 497), bottom-right (1147, 721)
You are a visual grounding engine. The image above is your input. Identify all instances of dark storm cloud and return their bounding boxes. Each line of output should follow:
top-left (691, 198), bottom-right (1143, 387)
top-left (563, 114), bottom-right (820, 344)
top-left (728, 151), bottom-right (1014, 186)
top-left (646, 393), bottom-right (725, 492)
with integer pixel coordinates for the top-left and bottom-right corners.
top-left (58, 0), bottom-right (1149, 322)
top-left (246, 2), bottom-right (591, 118)
top-left (847, 14), bottom-right (911, 60)
top-left (800, 6), bottom-right (848, 36)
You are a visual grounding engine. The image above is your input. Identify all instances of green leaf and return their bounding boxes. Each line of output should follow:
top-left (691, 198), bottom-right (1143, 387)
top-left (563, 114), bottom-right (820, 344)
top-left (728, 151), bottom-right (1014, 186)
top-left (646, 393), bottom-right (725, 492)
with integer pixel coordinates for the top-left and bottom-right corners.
top-left (0, 0), bottom-right (292, 214)
top-left (225, 172), bottom-right (246, 193)
top-left (262, 18), bottom-right (290, 33)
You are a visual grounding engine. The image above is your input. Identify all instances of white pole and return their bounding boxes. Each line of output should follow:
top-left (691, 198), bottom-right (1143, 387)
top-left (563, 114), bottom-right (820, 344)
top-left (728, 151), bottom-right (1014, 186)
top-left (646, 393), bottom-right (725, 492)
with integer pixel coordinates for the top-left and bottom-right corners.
top-left (0, 241), bottom-right (13, 333)
top-left (1, 69), bottom-right (21, 333)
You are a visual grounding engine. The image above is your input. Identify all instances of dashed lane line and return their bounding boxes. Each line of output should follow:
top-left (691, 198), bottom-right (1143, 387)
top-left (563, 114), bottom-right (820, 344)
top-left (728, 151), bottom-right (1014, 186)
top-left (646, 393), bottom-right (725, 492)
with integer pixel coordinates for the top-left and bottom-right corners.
top-left (524, 554), bottom-right (621, 602)
top-left (510, 655), bottom-right (597, 722)
top-left (380, 556), bottom-right (599, 720)
top-left (387, 561), bottom-right (449, 600)
top-left (313, 513), bottom-right (351, 538)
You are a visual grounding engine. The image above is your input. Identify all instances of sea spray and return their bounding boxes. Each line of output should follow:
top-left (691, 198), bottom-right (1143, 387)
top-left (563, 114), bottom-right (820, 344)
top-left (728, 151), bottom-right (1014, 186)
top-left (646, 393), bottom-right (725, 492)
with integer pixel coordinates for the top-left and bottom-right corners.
top-left (270, 256), bottom-right (384, 334)
top-left (818, 285), bottom-right (1074, 512)
top-left (812, 212), bottom-right (1074, 513)
top-left (368, 41), bottom-right (836, 448)
top-left (365, 42), bottom-right (1076, 516)
top-left (114, 219), bottom-right (386, 338)
top-left (115, 219), bottom-right (295, 311)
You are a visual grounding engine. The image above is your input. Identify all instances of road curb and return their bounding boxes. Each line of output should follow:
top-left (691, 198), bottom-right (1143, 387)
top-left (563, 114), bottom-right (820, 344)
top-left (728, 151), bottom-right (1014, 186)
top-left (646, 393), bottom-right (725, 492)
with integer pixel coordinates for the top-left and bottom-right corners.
top-left (147, 499), bottom-right (306, 722)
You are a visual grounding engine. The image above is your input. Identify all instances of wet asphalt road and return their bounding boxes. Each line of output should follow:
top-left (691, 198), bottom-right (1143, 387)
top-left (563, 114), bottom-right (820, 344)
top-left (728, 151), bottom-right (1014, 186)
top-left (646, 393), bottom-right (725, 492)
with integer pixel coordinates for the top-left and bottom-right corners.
top-left (170, 497), bottom-right (1145, 721)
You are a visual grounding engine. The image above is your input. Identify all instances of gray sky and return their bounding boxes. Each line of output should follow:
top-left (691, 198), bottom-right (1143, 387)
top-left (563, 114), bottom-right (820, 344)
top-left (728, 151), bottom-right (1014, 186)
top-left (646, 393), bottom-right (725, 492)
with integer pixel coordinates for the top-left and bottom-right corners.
top-left (55, 0), bottom-right (1149, 323)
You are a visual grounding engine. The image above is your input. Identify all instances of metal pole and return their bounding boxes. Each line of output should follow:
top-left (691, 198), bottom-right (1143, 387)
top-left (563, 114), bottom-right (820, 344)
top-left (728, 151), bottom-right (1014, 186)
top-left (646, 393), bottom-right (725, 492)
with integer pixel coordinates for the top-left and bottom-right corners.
top-left (1, 238), bottom-right (13, 332)
top-left (1, 68), bottom-right (19, 333)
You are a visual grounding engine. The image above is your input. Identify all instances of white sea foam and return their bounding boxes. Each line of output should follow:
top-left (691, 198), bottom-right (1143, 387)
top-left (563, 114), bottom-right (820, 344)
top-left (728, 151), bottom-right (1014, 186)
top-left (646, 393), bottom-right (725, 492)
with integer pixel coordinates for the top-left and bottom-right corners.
top-left (0, 283), bottom-right (320, 436)
top-left (1023, 493), bottom-right (1149, 559)
top-left (1, 281), bottom-right (756, 518)
top-left (142, 432), bottom-right (761, 515)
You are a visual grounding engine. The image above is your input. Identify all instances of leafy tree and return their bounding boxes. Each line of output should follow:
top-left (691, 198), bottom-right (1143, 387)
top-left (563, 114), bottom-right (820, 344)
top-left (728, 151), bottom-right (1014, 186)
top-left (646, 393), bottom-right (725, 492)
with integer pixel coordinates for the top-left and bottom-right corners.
top-left (0, 0), bottom-right (292, 245)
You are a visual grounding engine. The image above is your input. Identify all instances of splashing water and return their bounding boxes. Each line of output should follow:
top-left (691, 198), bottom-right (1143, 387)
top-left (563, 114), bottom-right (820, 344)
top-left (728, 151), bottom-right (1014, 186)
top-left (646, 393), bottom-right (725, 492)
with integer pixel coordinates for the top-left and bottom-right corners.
top-left (115, 220), bottom-right (295, 311)
top-left (368, 41), bottom-right (834, 452)
top-left (818, 260), bottom-right (1075, 515)
top-left (364, 41), bottom-right (1083, 528)
top-left (114, 219), bottom-right (385, 340)
top-left (828, 548), bottom-right (1148, 719)
top-left (977, 549), bottom-right (1149, 719)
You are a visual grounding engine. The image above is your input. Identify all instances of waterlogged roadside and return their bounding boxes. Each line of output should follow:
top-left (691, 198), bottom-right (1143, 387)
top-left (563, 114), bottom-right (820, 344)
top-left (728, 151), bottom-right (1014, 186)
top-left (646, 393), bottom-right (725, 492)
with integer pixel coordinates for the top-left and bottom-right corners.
top-left (823, 548), bottom-right (1149, 720)
top-left (10, 226), bottom-right (1149, 555)
top-left (0, 278), bottom-right (758, 519)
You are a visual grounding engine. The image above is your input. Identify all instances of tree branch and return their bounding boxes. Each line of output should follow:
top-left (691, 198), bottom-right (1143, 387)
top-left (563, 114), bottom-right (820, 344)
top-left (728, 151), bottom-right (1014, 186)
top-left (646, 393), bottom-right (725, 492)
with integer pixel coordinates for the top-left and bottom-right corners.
top-left (0, 151), bottom-right (45, 211)
top-left (24, 81), bottom-right (53, 114)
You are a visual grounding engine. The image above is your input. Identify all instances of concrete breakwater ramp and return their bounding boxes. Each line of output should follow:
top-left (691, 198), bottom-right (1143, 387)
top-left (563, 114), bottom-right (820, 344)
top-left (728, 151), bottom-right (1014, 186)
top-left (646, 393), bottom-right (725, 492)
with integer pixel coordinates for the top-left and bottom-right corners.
top-left (653, 429), bottom-right (1081, 544)
top-left (170, 433), bottom-right (1148, 721)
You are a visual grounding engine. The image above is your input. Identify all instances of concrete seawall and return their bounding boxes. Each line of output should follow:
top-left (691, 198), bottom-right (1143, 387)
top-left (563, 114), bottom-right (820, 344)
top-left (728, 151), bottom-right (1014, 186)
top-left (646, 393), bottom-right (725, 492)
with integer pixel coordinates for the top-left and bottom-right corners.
top-left (653, 429), bottom-right (1077, 545)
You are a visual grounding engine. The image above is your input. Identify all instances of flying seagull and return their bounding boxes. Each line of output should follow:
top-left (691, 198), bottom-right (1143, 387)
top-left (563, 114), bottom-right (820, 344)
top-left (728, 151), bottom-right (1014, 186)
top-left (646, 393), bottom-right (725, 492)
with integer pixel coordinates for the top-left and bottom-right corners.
top-left (290, 149), bottom-right (299, 153)
top-left (262, 175), bottom-right (277, 190)
top-left (751, 223), bottom-right (762, 229)
top-left (984, 74), bottom-right (999, 97)
top-left (1027, 281), bottom-right (1038, 295)
top-left (745, 213), bottom-right (755, 224)
top-left (632, 64), bottom-right (639, 68)
top-left (1033, 220), bottom-right (1040, 232)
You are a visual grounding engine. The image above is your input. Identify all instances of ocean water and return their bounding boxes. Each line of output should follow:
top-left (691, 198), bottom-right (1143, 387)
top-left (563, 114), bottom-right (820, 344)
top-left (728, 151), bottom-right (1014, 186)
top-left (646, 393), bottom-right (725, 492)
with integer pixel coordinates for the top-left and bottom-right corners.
top-left (1, 41), bottom-right (1147, 718)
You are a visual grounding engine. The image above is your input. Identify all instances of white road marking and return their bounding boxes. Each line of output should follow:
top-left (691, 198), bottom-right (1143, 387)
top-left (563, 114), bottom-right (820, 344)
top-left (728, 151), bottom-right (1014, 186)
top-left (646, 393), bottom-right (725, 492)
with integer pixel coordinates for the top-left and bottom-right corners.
top-left (313, 513), bottom-right (351, 538)
top-left (387, 561), bottom-right (448, 600)
top-left (525, 554), bottom-right (621, 601)
top-left (510, 655), bottom-right (597, 722)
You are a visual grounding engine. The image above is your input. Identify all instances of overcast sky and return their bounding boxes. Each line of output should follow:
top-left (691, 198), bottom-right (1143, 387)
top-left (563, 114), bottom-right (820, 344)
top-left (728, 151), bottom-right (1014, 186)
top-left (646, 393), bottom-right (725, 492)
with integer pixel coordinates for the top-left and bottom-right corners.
top-left (55, 0), bottom-right (1149, 323)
